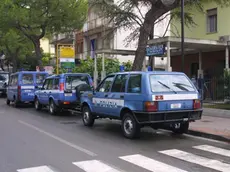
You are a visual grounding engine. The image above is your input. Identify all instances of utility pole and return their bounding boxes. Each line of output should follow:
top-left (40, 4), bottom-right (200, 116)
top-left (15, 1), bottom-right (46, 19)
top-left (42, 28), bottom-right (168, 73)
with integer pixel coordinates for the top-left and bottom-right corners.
top-left (181, 0), bottom-right (185, 72)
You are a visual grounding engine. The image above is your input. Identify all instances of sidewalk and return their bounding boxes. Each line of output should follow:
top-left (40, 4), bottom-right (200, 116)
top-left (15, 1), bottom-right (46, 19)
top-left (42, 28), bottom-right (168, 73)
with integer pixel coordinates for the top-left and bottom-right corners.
top-left (203, 107), bottom-right (230, 118)
top-left (189, 115), bottom-right (230, 143)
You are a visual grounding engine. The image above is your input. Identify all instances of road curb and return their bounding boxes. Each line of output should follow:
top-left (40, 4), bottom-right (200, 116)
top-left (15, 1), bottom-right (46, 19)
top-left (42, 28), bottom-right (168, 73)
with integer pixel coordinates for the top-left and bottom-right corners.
top-left (188, 130), bottom-right (230, 143)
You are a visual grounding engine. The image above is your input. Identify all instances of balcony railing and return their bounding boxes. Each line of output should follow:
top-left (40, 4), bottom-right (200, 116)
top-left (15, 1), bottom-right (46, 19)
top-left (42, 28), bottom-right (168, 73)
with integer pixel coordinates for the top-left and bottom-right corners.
top-left (83, 17), bottom-right (113, 32)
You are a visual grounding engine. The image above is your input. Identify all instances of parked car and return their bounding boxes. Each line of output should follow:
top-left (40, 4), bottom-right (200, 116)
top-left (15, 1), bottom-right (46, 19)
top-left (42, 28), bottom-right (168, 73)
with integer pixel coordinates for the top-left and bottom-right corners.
top-left (80, 71), bottom-right (203, 139)
top-left (0, 71), bottom-right (9, 97)
top-left (6, 71), bottom-right (48, 107)
top-left (34, 73), bottom-right (93, 115)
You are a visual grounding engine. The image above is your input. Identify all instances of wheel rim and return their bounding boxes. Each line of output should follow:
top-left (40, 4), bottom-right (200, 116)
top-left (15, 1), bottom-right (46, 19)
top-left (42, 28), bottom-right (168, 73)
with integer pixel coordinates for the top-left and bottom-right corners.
top-left (174, 123), bottom-right (181, 129)
top-left (83, 109), bottom-right (90, 123)
top-left (35, 100), bottom-right (39, 109)
top-left (50, 102), bottom-right (54, 113)
top-left (124, 117), bottom-right (133, 135)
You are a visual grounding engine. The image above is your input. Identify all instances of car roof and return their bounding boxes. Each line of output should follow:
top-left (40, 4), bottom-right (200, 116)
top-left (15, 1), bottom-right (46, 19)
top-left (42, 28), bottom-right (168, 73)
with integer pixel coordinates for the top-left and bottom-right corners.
top-left (12, 71), bottom-right (48, 75)
top-left (46, 73), bottom-right (90, 79)
top-left (109, 71), bottom-right (185, 75)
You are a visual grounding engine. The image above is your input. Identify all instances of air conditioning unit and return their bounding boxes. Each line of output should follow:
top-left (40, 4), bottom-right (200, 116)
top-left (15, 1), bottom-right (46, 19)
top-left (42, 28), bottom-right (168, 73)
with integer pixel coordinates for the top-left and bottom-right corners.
top-left (219, 35), bottom-right (230, 42)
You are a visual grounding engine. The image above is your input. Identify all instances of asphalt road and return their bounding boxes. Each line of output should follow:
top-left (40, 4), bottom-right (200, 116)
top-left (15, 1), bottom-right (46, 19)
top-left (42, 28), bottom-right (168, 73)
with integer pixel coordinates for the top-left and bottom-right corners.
top-left (0, 98), bottom-right (229, 172)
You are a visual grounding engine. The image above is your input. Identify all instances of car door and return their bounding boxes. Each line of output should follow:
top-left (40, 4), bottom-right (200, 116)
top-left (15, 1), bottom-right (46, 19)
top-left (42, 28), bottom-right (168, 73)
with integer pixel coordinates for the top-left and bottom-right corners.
top-left (92, 75), bottom-right (115, 115)
top-left (39, 79), bottom-right (51, 104)
top-left (108, 74), bottom-right (129, 116)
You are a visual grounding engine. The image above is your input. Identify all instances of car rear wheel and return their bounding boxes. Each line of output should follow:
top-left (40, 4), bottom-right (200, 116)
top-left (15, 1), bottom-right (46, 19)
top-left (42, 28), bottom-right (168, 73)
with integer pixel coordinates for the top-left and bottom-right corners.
top-left (34, 98), bottom-right (42, 111)
top-left (171, 122), bottom-right (189, 134)
top-left (49, 99), bottom-right (59, 115)
top-left (13, 97), bottom-right (20, 108)
top-left (82, 105), bottom-right (94, 127)
top-left (6, 99), bottom-right (10, 105)
top-left (122, 113), bottom-right (140, 139)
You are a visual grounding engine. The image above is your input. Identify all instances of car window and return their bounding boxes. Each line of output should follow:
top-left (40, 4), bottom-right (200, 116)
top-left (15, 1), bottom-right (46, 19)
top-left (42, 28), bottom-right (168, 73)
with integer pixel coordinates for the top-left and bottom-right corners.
top-left (65, 75), bottom-right (89, 90)
top-left (42, 79), bottom-right (50, 90)
top-left (150, 74), bottom-right (196, 92)
top-left (11, 75), bottom-right (18, 86)
top-left (97, 75), bottom-right (115, 92)
top-left (47, 79), bottom-right (53, 90)
top-left (111, 74), bottom-right (128, 92)
top-left (0, 74), bottom-right (6, 81)
top-left (53, 78), bottom-right (59, 90)
top-left (36, 74), bottom-right (47, 85)
top-left (22, 74), bottom-right (33, 85)
top-left (127, 74), bottom-right (142, 93)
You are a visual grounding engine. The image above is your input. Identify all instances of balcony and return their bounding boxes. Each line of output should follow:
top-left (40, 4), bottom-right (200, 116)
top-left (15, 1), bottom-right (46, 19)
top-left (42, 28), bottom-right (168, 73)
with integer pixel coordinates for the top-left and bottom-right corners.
top-left (83, 17), bottom-right (113, 36)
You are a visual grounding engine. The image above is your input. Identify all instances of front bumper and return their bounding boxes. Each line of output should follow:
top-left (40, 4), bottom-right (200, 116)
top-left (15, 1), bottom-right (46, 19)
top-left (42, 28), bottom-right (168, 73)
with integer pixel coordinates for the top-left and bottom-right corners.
top-left (133, 109), bottom-right (203, 124)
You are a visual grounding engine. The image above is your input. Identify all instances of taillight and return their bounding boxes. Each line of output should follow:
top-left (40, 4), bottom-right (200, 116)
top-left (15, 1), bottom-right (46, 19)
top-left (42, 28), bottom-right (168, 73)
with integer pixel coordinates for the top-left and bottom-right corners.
top-left (145, 101), bottom-right (158, 112)
top-left (193, 99), bottom-right (201, 109)
top-left (59, 83), bottom-right (64, 91)
top-left (18, 86), bottom-right (21, 100)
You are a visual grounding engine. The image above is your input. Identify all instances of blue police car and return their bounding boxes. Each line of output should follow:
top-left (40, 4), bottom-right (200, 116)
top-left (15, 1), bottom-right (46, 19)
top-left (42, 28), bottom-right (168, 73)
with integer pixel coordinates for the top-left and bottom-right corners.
top-left (80, 71), bottom-right (203, 139)
top-left (34, 73), bottom-right (93, 115)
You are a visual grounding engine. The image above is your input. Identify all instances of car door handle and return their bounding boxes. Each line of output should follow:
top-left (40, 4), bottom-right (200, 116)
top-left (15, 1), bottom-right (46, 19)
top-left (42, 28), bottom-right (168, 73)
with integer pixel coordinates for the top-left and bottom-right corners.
top-left (105, 94), bottom-right (108, 97)
top-left (49, 92), bottom-right (51, 94)
top-left (44, 92), bottom-right (46, 93)
top-left (120, 95), bottom-right (124, 99)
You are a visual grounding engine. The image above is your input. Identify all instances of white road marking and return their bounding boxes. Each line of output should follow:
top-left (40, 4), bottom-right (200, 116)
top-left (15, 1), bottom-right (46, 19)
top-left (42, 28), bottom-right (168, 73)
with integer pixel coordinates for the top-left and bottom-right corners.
top-left (193, 145), bottom-right (230, 157)
top-left (18, 120), bottom-right (97, 157)
top-left (73, 160), bottom-right (121, 172)
top-left (160, 149), bottom-right (230, 172)
top-left (17, 165), bottom-right (56, 172)
top-left (119, 154), bottom-right (188, 172)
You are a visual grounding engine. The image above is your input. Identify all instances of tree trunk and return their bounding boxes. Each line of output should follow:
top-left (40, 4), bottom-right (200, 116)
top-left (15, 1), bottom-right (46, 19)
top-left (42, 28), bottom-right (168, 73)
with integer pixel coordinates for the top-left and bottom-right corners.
top-left (32, 38), bottom-right (43, 69)
top-left (12, 57), bottom-right (17, 73)
top-left (132, 10), bottom-right (155, 71)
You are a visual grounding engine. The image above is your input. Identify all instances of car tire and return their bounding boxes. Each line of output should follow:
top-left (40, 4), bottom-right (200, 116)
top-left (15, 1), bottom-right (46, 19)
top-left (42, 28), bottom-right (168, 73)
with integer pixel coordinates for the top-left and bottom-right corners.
top-left (49, 99), bottom-right (59, 115)
top-left (13, 97), bottom-right (20, 108)
top-left (172, 122), bottom-right (189, 134)
top-left (6, 99), bottom-right (10, 105)
top-left (34, 98), bottom-right (42, 111)
top-left (122, 113), bottom-right (140, 139)
top-left (82, 105), bottom-right (95, 127)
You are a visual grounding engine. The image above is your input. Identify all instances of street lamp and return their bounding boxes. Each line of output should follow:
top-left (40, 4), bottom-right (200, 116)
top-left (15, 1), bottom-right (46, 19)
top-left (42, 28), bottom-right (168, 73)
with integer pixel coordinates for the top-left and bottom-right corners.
top-left (181, 0), bottom-right (185, 72)
top-left (161, 0), bottom-right (175, 6)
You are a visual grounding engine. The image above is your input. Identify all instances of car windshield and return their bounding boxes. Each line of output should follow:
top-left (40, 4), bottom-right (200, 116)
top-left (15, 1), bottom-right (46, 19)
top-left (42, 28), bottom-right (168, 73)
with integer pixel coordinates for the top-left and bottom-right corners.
top-left (150, 74), bottom-right (196, 93)
top-left (36, 74), bottom-right (47, 85)
top-left (65, 75), bottom-right (89, 89)
top-left (0, 73), bottom-right (9, 81)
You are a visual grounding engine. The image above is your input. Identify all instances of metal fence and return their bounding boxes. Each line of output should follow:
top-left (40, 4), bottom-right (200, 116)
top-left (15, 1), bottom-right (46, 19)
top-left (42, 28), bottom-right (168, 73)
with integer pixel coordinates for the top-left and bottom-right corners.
top-left (197, 77), bottom-right (230, 104)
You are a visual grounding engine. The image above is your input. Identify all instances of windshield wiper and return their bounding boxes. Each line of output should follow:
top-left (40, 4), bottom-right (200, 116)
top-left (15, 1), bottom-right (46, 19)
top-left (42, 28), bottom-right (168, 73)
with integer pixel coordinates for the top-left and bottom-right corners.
top-left (157, 81), bottom-right (177, 94)
top-left (173, 82), bottom-right (193, 88)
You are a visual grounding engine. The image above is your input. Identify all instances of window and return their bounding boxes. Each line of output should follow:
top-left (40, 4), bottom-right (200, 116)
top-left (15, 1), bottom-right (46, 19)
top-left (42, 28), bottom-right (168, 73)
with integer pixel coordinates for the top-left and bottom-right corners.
top-left (97, 75), bottom-right (114, 92)
top-left (53, 78), bottom-right (59, 90)
top-left (22, 74), bottom-right (33, 85)
top-left (42, 79), bottom-right (53, 90)
top-left (65, 75), bottom-right (89, 90)
top-left (111, 74), bottom-right (128, 92)
top-left (207, 8), bottom-right (217, 33)
top-left (150, 74), bottom-right (196, 93)
top-left (36, 74), bottom-right (47, 85)
top-left (127, 74), bottom-right (142, 93)
top-left (9, 75), bottom-right (17, 86)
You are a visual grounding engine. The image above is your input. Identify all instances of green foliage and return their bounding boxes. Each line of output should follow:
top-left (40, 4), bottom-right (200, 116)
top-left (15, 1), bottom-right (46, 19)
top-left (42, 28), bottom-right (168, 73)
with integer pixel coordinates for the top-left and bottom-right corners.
top-left (122, 60), bottom-right (132, 71)
top-left (0, 0), bottom-right (88, 64)
top-left (0, 28), bottom-right (34, 72)
top-left (42, 53), bottom-right (54, 66)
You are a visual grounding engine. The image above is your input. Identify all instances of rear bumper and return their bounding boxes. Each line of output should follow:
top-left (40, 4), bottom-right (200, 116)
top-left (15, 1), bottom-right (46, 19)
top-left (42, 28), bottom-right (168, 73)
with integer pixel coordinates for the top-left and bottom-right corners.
top-left (133, 109), bottom-right (203, 124)
top-left (57, 100), bottom-right (79, 109)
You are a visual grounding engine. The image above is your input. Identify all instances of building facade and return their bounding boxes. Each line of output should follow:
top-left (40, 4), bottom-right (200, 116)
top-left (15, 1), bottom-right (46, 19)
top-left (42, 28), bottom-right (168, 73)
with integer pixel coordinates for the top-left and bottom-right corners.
top-left (170, 1), bottom-right (230, 78)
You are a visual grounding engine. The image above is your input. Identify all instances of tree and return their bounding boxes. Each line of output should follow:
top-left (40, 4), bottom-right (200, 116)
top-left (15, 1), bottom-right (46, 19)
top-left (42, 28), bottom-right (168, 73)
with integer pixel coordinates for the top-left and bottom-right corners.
top-left (0, 29), bottom-right (34, 72)
top-left (0, 0), bottom-right (88, 67)
top-left (89, 0), bottom-right (230, 70)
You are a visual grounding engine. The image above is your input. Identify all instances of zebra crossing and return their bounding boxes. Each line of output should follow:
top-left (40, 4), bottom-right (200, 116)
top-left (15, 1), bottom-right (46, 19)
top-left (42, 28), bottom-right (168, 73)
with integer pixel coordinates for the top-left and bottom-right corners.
top-left (17, 144), bottom-right (230, 172)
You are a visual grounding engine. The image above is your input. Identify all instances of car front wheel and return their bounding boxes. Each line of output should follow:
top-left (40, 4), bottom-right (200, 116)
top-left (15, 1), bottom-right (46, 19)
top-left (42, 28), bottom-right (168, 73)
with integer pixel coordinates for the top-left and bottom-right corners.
top-left (82, 105), bottom-right (94, 127)
top-left (49, 99), bottom-right (59, 115)
top-left (34, 98), bottom-right (42, 111)
top-left (122, 113), bottom-right (140, 139)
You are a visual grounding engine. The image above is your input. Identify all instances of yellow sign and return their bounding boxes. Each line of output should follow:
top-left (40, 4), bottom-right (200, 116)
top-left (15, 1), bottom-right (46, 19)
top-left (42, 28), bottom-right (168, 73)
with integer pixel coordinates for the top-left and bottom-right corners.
top-left (60, 46), bottom-right (75, 58)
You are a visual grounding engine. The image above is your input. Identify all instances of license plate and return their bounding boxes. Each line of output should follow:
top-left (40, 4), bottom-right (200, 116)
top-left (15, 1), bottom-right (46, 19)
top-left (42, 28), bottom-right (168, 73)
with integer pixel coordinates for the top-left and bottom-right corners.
top-left (171, 103), bottom-right (181, 109)
top-left (65, 93), bottom-right (72, 97)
